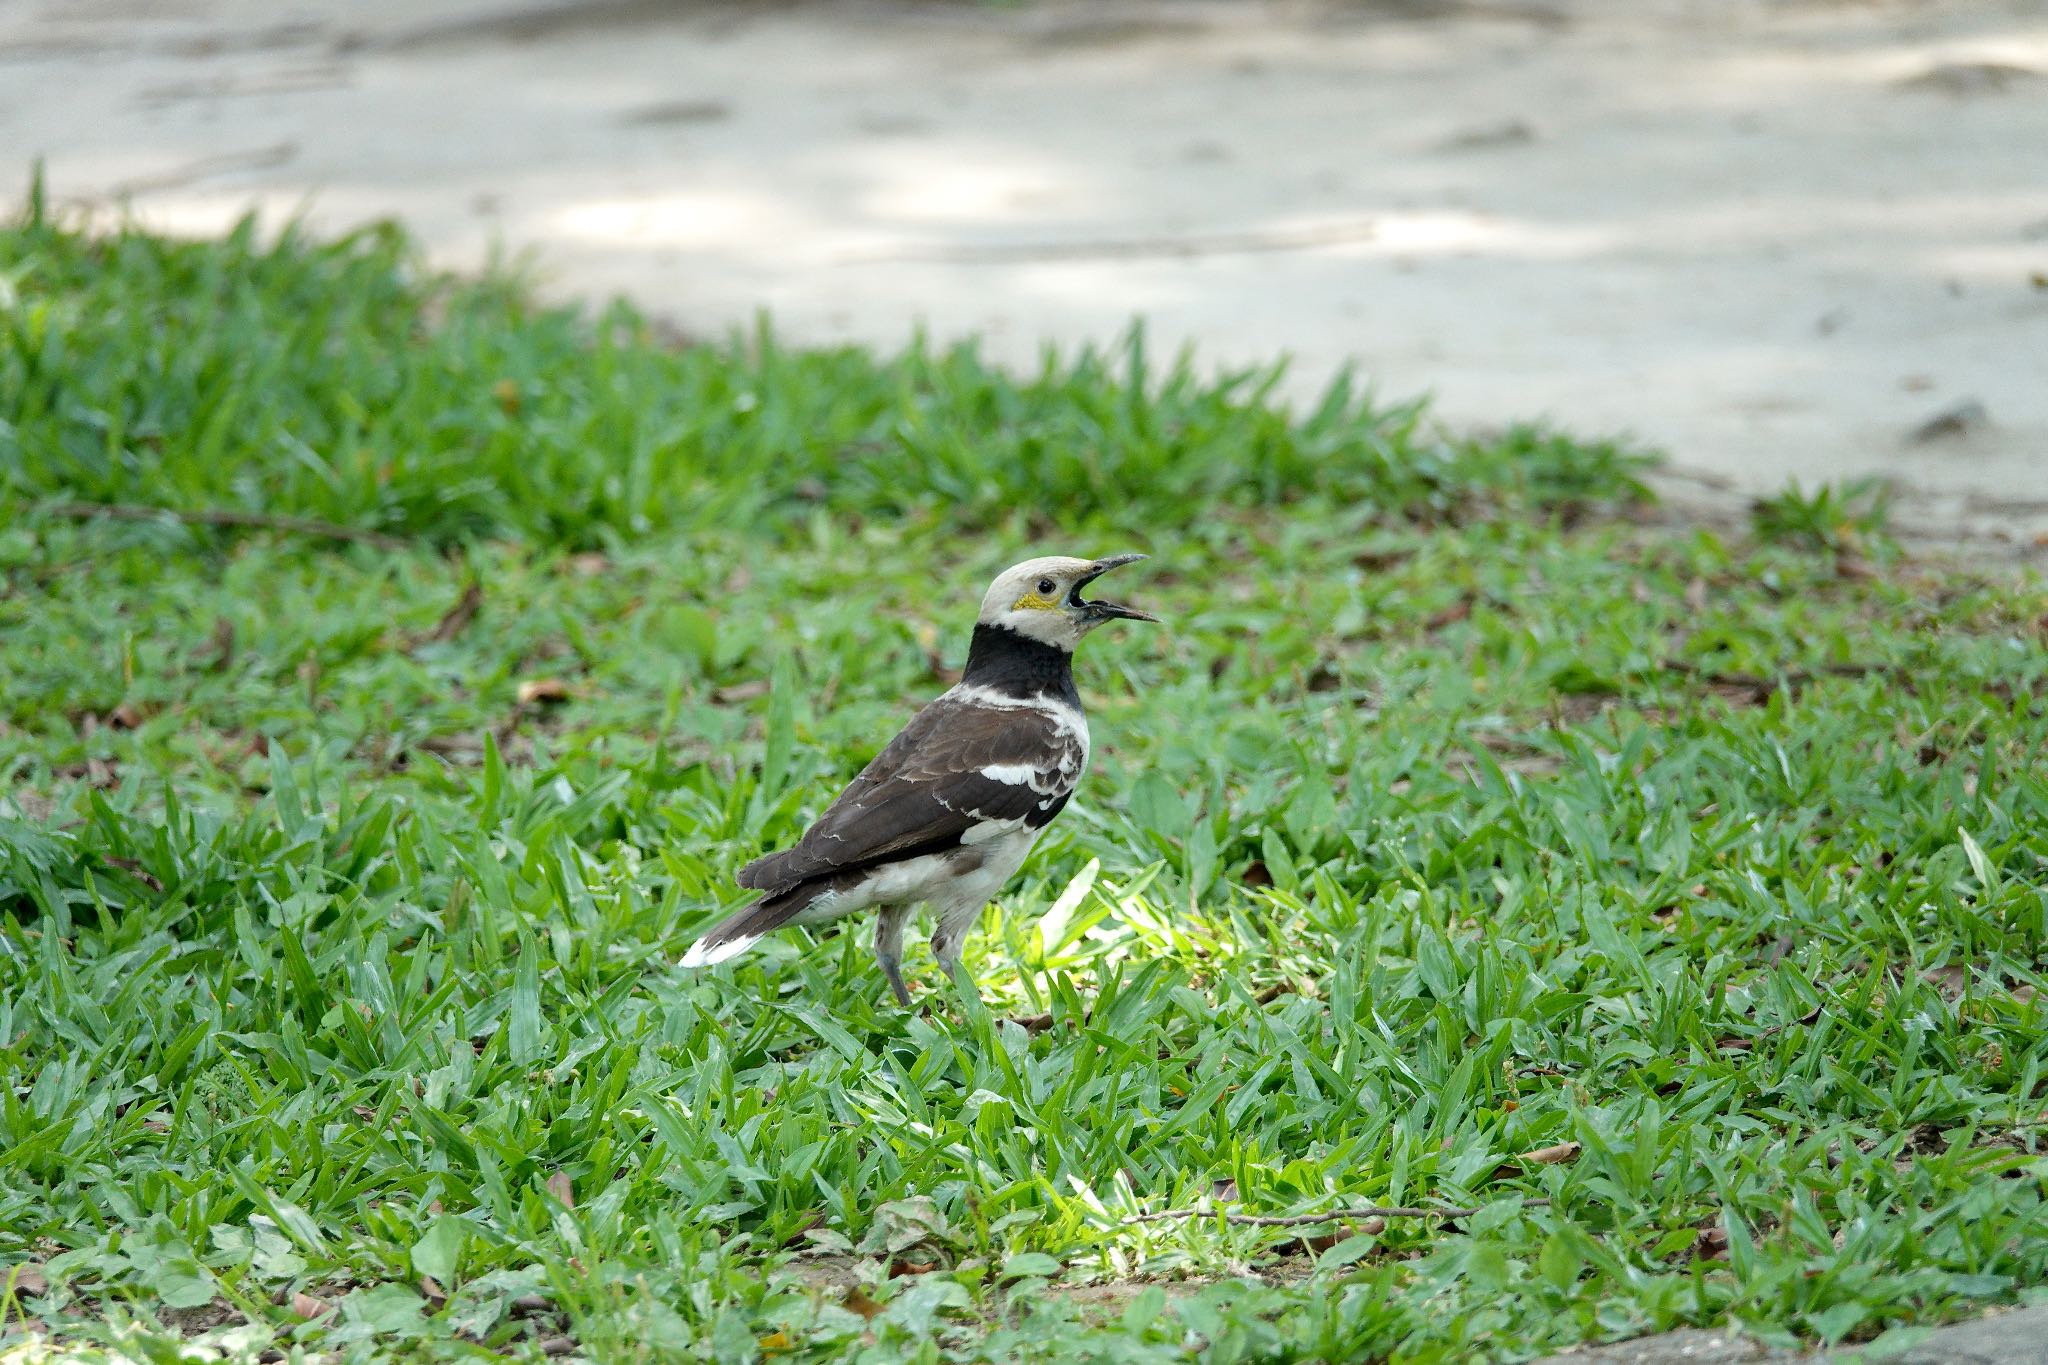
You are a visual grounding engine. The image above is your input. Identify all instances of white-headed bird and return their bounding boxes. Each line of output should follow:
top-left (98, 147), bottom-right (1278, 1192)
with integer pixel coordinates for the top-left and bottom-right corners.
top-left (681, 553), bottom-right (1155, 1004)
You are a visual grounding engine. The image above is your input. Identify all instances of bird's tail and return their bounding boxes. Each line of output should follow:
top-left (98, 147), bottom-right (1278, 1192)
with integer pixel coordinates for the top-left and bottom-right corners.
top-left (679, 884), bottom-right (820, 968)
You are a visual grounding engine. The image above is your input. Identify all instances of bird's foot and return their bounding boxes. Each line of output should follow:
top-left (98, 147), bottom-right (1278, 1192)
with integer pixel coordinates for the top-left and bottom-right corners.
top-left (877, 950), bottom-right (913, 1008)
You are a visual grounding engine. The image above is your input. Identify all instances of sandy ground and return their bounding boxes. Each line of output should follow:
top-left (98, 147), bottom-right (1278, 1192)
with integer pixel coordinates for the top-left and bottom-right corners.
top-left (4, 0), bottom-right (2046, 551)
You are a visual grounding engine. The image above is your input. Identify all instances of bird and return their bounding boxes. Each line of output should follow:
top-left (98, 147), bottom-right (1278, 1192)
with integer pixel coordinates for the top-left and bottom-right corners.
top-left (680, 553), bottom-right (1156, 1005)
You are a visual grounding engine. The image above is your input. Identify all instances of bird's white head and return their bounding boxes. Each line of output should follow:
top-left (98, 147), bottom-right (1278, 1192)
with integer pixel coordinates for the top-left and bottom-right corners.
top-left (976, 553), bottom-right (1157, 651)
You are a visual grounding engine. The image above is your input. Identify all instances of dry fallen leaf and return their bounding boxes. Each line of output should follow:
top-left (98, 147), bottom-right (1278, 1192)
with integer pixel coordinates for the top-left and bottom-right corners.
top-left (888, 1255), bottom-right (938, 1278)
top-left (291, 1291), bottom-right (333, 1320)
top-left (567, 553), bottom-right (610, 577)
top-left (546, 1171), bottom-right (575, 1209)
top-left (1496, 1137), bottom-right (1583, 1177)
top-left (1694, 1225), bottom-right (1730, 1262)
top-left (517, 678), bottom-right (572, 707)
top-left (1519, 1140), bottom-right (1582, 1166)
top-left (842, 1286), bottom-right (885, 1320)
top-left (1424, 597), bottom-right (1473, 631)
top-left (712, 679), bottom-right (772, 705)
top-left (5, 1264), bottom-right (47, 1297)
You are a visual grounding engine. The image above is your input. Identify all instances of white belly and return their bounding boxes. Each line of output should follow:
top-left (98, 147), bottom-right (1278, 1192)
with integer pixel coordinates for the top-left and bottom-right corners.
top-left (931, 828), bottom-right (1037, 914)
top-left (792, 827), bottom-right (1039, 924)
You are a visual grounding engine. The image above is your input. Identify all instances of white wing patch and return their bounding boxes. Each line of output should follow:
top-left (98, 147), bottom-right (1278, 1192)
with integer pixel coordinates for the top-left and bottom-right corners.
top-left (979, 760), bottom-right (1075, 795)
top-left (950, 685), bottom-right (1091, 775)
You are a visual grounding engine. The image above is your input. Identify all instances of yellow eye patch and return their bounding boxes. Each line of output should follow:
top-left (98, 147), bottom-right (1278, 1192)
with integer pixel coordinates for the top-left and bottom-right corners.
top-left (1010, 591), bottom-right (1062, 612)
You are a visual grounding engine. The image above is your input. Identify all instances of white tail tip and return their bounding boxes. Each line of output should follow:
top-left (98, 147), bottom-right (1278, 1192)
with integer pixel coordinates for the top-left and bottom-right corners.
top-left (680, 934), bottom-right (758, 968)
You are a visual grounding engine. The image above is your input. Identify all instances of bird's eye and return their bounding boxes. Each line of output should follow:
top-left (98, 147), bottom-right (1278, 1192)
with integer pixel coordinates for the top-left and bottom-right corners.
top-left (1037, 578), bottom-right (1056, 594)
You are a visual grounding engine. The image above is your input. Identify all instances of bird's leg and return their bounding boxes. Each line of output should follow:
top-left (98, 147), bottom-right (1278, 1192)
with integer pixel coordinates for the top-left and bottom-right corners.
top-left (874, 904), bottom-right (912, 1007)
top-left (929, 901), bottom-right (983, 1001)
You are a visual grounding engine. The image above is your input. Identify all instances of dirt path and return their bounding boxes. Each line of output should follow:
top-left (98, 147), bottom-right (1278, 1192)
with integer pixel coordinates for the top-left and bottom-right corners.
top-left (6, 0), bottom-right (2045, 552)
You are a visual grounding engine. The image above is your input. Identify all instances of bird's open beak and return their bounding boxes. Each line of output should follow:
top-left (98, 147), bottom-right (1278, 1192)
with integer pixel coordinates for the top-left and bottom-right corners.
top-left (1073, 552), bottom-right (1158, 623)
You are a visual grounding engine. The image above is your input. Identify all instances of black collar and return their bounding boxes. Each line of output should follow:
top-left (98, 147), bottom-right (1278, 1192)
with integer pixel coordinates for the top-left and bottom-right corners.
top-left (961, 624), bottom-right (1081, 708)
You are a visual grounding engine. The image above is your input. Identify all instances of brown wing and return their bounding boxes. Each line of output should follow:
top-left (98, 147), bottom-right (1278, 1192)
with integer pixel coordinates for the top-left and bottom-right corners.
top-left (737, 692), bottom-right (1083, 897)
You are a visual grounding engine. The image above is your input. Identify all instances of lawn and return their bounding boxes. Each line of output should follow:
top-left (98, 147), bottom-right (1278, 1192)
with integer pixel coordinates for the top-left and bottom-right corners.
top-left (3, 197), bottom-right (2047, 1364)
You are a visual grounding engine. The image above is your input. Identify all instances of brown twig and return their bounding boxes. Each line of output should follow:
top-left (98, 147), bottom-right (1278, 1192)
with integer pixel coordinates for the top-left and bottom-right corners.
top-left (43, 502), bottom-right (409, 551)
top-left (424, 582), bottom-right (484, 644)
top-left (1119, 1199), bottom-right (1551, 1228)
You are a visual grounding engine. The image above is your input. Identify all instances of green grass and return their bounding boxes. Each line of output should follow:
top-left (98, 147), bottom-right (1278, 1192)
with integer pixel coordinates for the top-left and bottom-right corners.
top-left (4, 202), bottom-right (2048, 1364)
